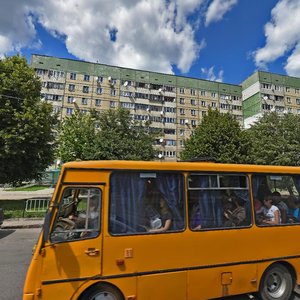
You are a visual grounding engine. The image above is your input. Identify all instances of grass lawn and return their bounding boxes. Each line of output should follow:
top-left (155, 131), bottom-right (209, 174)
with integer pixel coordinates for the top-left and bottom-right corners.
top-left (0, 200), bottom-right (47, 219)
top-left (6, 186), bottom-right (48, 192)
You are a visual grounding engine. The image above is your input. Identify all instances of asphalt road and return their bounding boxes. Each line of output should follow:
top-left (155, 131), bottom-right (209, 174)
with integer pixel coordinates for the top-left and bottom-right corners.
top-left (0, 228), bottom-right (40, 300)
top-left (0, 228), bottom-right (299, 300)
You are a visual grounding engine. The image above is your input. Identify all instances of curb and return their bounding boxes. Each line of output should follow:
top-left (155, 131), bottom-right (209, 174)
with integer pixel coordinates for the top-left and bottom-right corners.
top-left (1, 223), bottom-right (43, 229)
top-left (1, 218), bottom-right (44, 230)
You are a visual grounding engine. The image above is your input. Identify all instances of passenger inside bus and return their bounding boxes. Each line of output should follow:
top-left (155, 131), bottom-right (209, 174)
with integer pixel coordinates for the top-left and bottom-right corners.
top-left (271, 191), bottom-right (288, 223)
top-left (261, 195), bottom-right (281, 225)
top-left (223, 196), bottom-right (246, 227)
top-left (148, 198), bottom-right (172, 233)
top-left (287, 195), bottom-right (300, 222)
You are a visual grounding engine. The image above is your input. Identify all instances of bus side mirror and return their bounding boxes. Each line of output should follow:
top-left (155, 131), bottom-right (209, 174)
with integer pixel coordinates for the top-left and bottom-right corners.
top-left (42, 211), bottom-right (51, 245)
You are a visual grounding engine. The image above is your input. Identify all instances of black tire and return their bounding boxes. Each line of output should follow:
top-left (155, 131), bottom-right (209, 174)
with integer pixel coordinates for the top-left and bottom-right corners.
top-left (258, 264), bottom-right (293, 300)
top-left (80, 283), bottom-right (123, 300)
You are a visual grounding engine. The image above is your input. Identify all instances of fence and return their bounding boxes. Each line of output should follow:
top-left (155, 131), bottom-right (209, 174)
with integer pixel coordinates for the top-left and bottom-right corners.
top-left (25, 198), bottom-right (51, 213)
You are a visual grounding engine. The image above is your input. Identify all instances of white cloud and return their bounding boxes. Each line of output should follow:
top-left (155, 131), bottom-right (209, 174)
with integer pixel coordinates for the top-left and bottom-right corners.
top-left (201, 66), bottom-right (223, 82)
top-left (0, 0), bottom-right (211, 74)
top-left (0, 0), bottom-right (39, 55)
top-left (205, 0), bottom-right (238, 26)
top-left (254, 0), bottom-right (300, 76)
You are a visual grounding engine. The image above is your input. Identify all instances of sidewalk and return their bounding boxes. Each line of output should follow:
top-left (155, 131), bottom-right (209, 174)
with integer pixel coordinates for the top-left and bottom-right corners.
top-left (0, 187), bottom-right (54, 200)
top-left (1, 218), bottom-right (44, 229)
top-left (0, 188), bottom-right (53, 229)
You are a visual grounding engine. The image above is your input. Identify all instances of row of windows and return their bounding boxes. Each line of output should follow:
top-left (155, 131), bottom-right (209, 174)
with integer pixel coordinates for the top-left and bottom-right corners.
top-left (261, 83), bottom-right (300, 94)
top-left (50, 172), bottom-right (300, 243)
top-left (108, 172), bottom-right (300, 235)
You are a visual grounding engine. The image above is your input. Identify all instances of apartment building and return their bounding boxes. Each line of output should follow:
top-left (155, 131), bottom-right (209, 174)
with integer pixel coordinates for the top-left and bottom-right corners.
top-left (31, 54), bottom-right (243, 161)
top-left (242, 71), bottom-right (300, 128)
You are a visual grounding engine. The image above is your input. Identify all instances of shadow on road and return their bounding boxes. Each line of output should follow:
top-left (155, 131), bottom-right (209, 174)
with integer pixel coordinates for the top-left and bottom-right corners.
top-left (0, 229), bottom-right (15, 239)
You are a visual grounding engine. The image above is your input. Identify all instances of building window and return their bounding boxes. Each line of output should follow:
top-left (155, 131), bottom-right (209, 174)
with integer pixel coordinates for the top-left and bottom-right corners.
top-left (66, 108), bottom-right (73, 115)
top-left (212, 102), bottom-right (216, 108)
top-left (96, 76), bottom-right (103, 83)
top-left (261, 83), bottom-right (271, 89)
top-left (191, 109), bottom-right (196, 116)
top-left (211, 92), bottom-right (217, 98)
top-left (296, 88), bottom-right (299, 94)
top-left (67, 96), bottom-right (74, 104)
top-left (190, 89), bottom-right (196, 95)
top-left (180, 129), bottom-right (185, 136)
top-left (179, 98), bottom-right (185, 104)
top-left (180, 108), bottom-right (185, 115)
top-left (179, 88), bottom-right (185, 94)
top-left (200, 90), bottom-right (206, 96)
top-left (110, 101), bottom-right (117, 108)
top-left (191, 99), bottom-right (196, 106)
top-left (201, 100), bottom-right (206, 107)
top-left (180, 119), bottom-right (185, 125)
top-left (296, 99), bottom-right (300, 105)
top-left (95, 99), bottom-right (102, 106)
top-left (96, 87), bottom-right (103, 94)
top-left (110, 89), bottom-right (117, 96)
top-left (287, 97), bottom-right (291, 103)
top-left (83, 86), bottom-right (89, 93)
top-left (286, 87), bottom-right (290, 92)
top-left (191, 120), bottom-right (196, 127)
top-left (68, 84), bottom-right (75, 92)
top-left (82, 98), bottom-right (88, 105)
top-left (84, 74), bottom-right (90, 81)
top-left (70, 73), bottom-right (76, 80)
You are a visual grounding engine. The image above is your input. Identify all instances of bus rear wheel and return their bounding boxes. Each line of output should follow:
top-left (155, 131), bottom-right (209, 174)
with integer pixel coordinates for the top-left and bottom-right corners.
top-left (258, 264), bottom-right (293, 300)
top-left (79, 283), bottom-right (123, 300)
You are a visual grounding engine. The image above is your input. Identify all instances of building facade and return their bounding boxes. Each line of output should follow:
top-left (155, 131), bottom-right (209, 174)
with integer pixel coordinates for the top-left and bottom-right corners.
top-left (242, 71), bottom-right (300, 128)
top-left (31, 54), bottom-right (243, 161)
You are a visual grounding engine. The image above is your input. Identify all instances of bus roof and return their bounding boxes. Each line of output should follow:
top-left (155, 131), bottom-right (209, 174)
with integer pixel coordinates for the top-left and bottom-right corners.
top-left (62, 160), bottom-right (300, 174)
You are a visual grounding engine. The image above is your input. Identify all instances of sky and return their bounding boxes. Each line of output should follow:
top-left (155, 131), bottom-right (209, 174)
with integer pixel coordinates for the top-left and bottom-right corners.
top-left (1, 0), bottom-right (300, 85)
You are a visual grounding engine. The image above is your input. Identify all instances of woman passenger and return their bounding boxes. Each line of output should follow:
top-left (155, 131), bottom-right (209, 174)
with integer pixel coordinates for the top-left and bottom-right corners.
top-left (262, 195), bottom-right (281, 225)
top-left (149, 198), bottom-right (172, 233)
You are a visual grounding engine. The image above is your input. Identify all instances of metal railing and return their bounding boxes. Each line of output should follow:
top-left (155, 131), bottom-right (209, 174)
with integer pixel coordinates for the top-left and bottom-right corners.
top-left (25, 198), bottom-right (50, 213)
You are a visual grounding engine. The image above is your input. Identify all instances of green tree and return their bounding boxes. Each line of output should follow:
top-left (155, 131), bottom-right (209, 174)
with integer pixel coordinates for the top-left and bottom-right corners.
top-left (180, 109), bottom-right (249, 163)
top-left (57, 110), bottom-right (97, 162)
top-left (247, 112), bottom-right (300, 165)
top-left (0, 55), bottom-right (57, 185)
top-left (57, 108), bottom-right (155, 162)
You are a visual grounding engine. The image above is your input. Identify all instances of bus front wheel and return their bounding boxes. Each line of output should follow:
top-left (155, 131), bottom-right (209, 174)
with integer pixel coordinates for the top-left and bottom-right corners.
top-left (258, 264), bottom-right (293, 300)
top-left (79, 283), bottom-right (124, 300)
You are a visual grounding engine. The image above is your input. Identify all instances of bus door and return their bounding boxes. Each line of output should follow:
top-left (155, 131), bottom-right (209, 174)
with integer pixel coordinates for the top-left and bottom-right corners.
top-left (40, 186), bottom-right (103, 288)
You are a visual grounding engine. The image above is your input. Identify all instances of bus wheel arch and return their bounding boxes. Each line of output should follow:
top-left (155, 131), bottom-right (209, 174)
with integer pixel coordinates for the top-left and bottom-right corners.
top-left (78, 282), bottom-right (125, 300)
top-left (258, 262), bottom-right (295, 300)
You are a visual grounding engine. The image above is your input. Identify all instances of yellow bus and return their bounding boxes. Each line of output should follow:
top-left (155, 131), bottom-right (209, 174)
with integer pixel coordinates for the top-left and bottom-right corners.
top-left (23, 160), bottom-right (300, 300)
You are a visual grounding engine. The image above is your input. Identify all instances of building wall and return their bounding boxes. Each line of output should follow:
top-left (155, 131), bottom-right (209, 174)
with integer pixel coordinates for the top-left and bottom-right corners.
top-left (242, 71), bottom-right (300, 127)
top-left (31, 54), bottom-right (243, 161)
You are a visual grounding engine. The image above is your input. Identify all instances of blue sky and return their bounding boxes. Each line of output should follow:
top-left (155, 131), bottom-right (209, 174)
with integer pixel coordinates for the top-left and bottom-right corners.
top-left (1, 0), bottom-right (300, 85)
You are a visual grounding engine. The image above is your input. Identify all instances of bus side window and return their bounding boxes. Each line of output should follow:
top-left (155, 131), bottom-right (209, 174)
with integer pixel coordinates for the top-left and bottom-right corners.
top-left (188, 174), bottom-right (251, 230)
top-left (109, 172), bottom-right (185, 235)
top-left (253, 174), bottom-right (300, 226)
top-left (50, 188), bottom-right (101, 242)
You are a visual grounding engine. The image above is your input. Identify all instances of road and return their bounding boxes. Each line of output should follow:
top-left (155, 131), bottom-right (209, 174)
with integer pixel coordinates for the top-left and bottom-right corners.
top-left (0, 228), bottom-right (299, 300)
top-left (0, 228), bottom-right (40, 300)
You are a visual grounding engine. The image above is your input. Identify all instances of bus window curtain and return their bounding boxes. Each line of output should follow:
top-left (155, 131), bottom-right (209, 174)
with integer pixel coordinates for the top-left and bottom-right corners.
top-left (110, 173), bottom-right (145, 233)
top-left (233, 190), bottom-right (251, 224)
top-left (156, 173), bottom-right (185, 230)
top-left (192, 175), bottom-right (223, 228)
top-left (293, 176), bottom-right (300, 194)
top-left (252, 175), bottom-right (269, 201)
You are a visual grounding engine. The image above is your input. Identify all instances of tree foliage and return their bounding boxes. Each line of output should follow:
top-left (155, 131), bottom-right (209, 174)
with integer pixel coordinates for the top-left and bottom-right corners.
top-left (180, 109), bottom-right (249, 163)
top-left (57, 108), bottom-right (155, 162)
top-left (0, 55), bottom-right (57, 184)
top-left (246, 112), bottom-right (300, 166)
